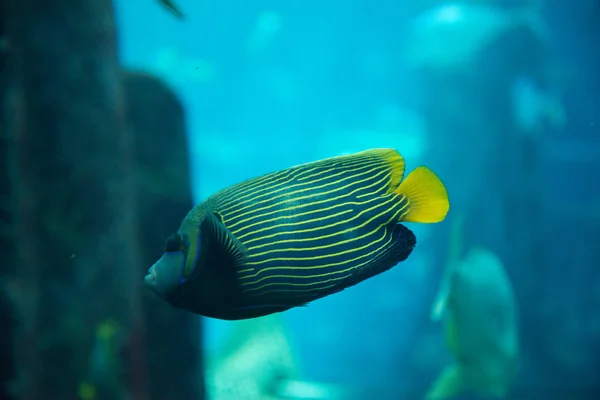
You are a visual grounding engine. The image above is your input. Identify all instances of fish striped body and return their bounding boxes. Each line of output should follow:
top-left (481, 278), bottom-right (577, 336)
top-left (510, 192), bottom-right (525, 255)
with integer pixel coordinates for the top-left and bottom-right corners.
top-left (146, 148), bottom-right (450, 320)
top-left (206, 149), bottom-right (414, 308)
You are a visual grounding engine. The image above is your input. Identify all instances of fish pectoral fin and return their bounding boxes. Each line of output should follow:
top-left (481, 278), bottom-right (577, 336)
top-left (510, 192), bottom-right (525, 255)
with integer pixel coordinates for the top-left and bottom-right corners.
top-left (426, 364), bottom-right (464, 399)
top-left (201, 212), bottom-right (247, 268)
top-left (430, 280), bottom-right (450, 322)
top-left (431, 262), bottom-right (458, 322)
top-left (396, 166), bottom-right (450, 223)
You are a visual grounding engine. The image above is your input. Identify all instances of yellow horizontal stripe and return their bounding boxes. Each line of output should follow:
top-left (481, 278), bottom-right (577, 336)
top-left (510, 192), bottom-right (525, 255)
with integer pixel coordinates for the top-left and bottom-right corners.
top-left (239, 201), bottom-right (409, 287)
top-left (295, 159), bottom-right (382, 183)
top-left (213, 165), bottom-right (299, 205)
top-left (215, 153), bottom-right (382, 211)
top-left (246, 226), bottom-right (389, 264)
top-left (245, 244), bottom-right (396, 298)
top-left (247, 207), bottom-right (403, 257)
top-left (244, 273), bottom-right (350, 292)
top-left (241, 228), bottom-right (398, 291)
top-left (228, 170), bottom-right (390, 238)
top-left (241, 192), bottom-right (403, 250)
top-left (236, 208), bottom-right (354, 239)
top-left (241, 217), bottom-right (405, 297)
top-left (233, 195), bottom-right (381, 241)
top-left (222, 162), bottom-right (389, 226)
top-left (217, 166), bottom-right (322, 209)
top-left (230, 169), bottom-right (392, 238)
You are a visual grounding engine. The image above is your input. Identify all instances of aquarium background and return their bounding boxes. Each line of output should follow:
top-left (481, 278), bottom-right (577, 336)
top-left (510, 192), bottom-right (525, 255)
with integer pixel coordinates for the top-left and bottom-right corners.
top-left (0, 0), bottom-right (598, 399)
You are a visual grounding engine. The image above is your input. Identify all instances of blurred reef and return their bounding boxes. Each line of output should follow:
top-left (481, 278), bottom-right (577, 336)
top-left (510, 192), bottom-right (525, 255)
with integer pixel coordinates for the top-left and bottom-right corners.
top-left (0, 0), bottom-right (599, 399)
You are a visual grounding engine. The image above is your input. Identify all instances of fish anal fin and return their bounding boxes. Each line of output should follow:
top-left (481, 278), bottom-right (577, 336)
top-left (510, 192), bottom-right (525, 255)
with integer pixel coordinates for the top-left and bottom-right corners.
top-left (320, 223), bottom-right (416, 295)
top-left (426, 364), bottom-right (464, 400)
top-left (396, 166), bottom-right (450, 223)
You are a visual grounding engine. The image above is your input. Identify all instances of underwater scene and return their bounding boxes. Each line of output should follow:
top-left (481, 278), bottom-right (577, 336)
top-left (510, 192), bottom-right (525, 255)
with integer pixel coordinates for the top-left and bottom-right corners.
top-left (0, 0), bottom-right (598, 399)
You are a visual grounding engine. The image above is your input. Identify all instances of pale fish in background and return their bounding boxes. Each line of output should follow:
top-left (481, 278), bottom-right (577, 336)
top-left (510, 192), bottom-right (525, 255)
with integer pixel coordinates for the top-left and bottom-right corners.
top-left (511, 76), bottom-right (567, 136)
top-left (404, 2), bottom-right (547, 73)
top-left (205, 314), bottom-right (346, 400)
top-left (428, 243), bottom-right (519, 399)
top-left (205, 314), bottom-right (297, 400)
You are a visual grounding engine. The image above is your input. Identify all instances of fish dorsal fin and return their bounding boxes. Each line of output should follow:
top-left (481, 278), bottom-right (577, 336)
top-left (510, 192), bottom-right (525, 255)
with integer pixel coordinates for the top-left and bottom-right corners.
top-left (299, 148), bottom-right (406, 192)
top-left (200, 212), bottom-right (247, 268)
top-left (210, 148), bottom-right (408, 213)
top-left (301, 148), bottom-right (406, 192)
top-left (430, 259), bottom-right (461, 322)
top-left (360, 148), bottom-right (406, 193)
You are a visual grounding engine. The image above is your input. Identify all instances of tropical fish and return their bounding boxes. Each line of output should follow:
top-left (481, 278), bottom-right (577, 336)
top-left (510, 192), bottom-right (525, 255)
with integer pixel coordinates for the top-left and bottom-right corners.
top-left (158, 0), bottom-right (185, 19)
top-left (144, 149), bottom-right (450, 320)
top-left (427, 245), bottom-right (519, 399)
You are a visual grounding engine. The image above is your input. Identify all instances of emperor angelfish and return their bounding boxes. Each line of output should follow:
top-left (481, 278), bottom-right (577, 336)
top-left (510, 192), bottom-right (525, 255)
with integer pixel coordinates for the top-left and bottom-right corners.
top-left (427, 247), bottom-right (519, 399)
top-left (144, 149), bottom-right (450, 320)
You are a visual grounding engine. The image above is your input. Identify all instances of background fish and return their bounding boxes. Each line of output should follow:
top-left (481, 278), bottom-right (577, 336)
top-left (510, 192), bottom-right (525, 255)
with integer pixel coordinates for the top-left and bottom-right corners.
top-left (428, 244), bottom-right (519, 399)
top-left (145, 149), bottom-right (450, 320)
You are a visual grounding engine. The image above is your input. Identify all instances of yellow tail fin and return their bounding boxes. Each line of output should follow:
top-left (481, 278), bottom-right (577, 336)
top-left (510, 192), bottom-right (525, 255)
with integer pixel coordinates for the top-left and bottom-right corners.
top-left (396, 166), bottom-right (450, 223)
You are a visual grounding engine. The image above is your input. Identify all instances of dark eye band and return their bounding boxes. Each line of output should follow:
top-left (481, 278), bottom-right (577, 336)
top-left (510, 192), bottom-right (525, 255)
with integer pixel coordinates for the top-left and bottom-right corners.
top-left (165, 233), bottom-right (183, 252)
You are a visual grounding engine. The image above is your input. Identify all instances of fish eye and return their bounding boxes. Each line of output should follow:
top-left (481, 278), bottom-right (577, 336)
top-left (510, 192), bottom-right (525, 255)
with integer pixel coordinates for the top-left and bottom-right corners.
top-left (165, 233), bottom-right (184, 252)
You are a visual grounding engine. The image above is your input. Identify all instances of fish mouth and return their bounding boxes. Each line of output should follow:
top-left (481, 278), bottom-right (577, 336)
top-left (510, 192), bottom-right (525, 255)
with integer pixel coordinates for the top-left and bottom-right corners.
top-left (144, 264), bottom-right (157, 286)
